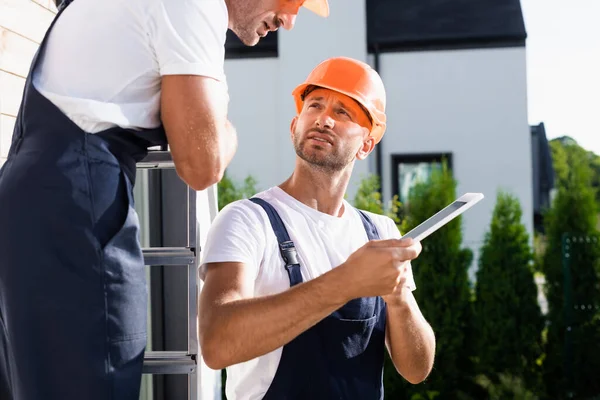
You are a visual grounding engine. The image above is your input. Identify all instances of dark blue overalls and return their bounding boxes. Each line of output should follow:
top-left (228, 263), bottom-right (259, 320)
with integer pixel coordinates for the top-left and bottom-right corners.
top-left (0, 1), bottom-right (167, 399)
top-left (249, 198), bottom-right (388, 400)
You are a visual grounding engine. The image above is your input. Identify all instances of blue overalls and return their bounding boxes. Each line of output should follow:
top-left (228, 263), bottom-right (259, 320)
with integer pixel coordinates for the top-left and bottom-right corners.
top-left (0, 1), bottom-right (167, 399)
top-left (248, 198), bottom-right (388, 400)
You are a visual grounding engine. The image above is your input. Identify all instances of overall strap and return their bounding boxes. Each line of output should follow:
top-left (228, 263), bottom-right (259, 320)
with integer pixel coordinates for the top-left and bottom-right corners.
top-left (356, 209), bottom-right (381, 240)
top-left (57, 0), bottom-right (74, 11)
top-left (15, 1), bottom-right (72, 138)
top-left (248, 198), bottom-right (304, 287)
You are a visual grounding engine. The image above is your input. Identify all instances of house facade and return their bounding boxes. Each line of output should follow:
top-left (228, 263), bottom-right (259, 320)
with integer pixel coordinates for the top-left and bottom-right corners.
top-left (223, 0), bottom-right (540, 269)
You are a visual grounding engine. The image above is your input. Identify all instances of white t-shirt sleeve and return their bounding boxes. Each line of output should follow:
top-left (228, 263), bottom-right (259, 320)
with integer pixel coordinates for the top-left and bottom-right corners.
top-left (380, 216), bottom-right (417, 291)
top-left (199, 201), bottom-right (265, 281)
top-left (149, 0), bottom-right (228, 81)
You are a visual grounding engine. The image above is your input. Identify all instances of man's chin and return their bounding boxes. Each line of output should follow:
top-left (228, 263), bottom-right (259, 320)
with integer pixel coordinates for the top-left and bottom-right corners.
top-left (233, 30), bottom-right (260, 46)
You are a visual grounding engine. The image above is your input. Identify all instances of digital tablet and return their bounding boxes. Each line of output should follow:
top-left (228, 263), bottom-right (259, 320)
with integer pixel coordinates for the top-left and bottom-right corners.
top-left (402, 193), bottom-right (484, 242)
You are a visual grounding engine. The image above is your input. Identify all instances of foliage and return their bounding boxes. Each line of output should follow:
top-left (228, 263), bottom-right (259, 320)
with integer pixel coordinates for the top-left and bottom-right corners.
top-left (541, 140), bottom-right (600, 399)
top-left (550, 136), bottom-right (600, 211)
top-left (217, 171), bottom-right (258, 211)
top-left (352, 174), bottom-right (402, 225)
top-left (473, 191), bottom-right (544, 392)
top-left (475, 374), bottom-right (539, 400)
top-left (410, 391), bottom-right (440, 400)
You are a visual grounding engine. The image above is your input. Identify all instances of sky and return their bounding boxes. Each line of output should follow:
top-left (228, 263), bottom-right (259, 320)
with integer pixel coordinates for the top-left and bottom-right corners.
top-left (520, 0), bottom-right (600, 154)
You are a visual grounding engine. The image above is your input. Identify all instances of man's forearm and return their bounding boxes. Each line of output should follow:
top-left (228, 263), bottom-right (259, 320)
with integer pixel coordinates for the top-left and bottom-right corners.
top-left (220, 119), bottom-right (238, 167)
top-left (199, 267), bottom-right (349, 370)
top-left (385, 292), bottom-right (436, 384)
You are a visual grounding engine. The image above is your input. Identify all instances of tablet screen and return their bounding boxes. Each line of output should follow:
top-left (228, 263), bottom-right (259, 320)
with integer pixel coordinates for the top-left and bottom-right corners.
top-left (404, 200), bottom-right (468, 240)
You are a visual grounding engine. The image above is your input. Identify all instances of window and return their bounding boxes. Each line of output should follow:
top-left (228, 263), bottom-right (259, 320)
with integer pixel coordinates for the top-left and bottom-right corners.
top-left (225, 30), bottom-right (278, 59)
top-left (391, 153), bottom-right (453, 204)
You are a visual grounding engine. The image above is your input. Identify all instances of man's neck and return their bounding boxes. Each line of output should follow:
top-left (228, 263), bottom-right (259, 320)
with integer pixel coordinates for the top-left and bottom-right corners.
top-left (279, 162), bottom-right (353, 217)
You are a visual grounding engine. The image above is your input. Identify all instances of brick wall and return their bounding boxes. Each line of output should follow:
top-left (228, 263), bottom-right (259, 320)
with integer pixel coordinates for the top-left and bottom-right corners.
top-left (0, 0), bottom-right (56, 167)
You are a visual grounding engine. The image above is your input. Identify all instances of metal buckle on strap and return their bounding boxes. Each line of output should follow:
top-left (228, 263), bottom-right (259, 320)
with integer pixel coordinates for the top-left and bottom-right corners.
top-left (279, 241), bottom-right (299, 266)
top-left (57, 0), bottom-right (73, 11)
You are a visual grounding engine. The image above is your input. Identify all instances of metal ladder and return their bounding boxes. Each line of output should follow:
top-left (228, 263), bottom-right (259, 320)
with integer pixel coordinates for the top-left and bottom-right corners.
top-left (135, 150), bottom-right (219, 399)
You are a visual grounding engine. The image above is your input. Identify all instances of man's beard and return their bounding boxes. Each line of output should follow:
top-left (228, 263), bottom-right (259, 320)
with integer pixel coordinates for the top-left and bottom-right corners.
top-left (228, 3), bottom-right (260, 46)
top-left (293, 130), bottom-right (355, 173)
top-left (232, 24), bottom-right (260, 46)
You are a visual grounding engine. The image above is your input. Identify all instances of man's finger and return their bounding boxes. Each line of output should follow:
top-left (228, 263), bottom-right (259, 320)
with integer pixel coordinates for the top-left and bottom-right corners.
top-left (393, 246), bottom-right (421, 261)
top-left (368, 238), bottom-right (414, 248)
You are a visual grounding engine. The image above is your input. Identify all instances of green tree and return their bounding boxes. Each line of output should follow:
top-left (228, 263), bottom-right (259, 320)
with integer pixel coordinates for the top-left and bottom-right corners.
top-left (473, 191), bottom-right (544, 392)
top-left (390, 163), bottom-right (478, 399)
top-left (541, 141), bottom-right (600, 399)
top-left (217, 171), bottom-right (258, 211)
top-left (475, 374), bottom-right (539, 400)
top-left (352, 174), bottom-right (401, 224)
top-left (550, 136), bottom-right (600, 211)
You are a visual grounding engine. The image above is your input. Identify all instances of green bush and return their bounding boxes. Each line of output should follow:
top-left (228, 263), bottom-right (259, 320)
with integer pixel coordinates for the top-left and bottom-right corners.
top-left (541, 141), bottom-right (600, 399)
top-left (551, 136), bottom-right (600, 210)
top-left (217, 171), bottom-right (258, 211)
top-left (475, 374), bottom-right (539, 400)
top-left (352, 174), bottom-right (401, 225)
top-left (473, 191), bottom-right (544, 392)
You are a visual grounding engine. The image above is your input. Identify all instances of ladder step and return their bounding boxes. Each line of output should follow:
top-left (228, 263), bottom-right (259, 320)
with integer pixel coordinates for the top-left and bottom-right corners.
top-left (137, 151), bottom-right (174, 169)
top-left (143, 351), bottom-right (196, 374)
top-left (143, 247), bottom-right (196, 265)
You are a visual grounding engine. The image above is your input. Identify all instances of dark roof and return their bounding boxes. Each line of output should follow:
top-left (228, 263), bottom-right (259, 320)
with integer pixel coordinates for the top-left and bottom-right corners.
top-left (367, 0), bottom-right (527, 52)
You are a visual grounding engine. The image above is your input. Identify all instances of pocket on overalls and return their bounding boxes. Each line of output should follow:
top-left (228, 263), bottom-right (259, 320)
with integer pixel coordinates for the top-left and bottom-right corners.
top-left (323, 313), bottom-right (378, 359)
top-left (94, 168), bottom-right (148, 360)
top-left (321, 296), bottom-right (383, 360)
top-left (318, 306), bottom-right (386, 398)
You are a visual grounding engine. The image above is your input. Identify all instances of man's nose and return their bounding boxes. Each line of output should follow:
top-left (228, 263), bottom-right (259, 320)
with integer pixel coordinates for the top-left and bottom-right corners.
top-left (315, 112), bottom-right (335, 129)
top-left (279, 13), bottom-right (297, 30)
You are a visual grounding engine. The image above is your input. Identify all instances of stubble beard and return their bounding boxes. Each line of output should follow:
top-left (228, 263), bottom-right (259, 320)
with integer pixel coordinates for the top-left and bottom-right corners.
top-left (229, 3), bottom-right (260, 46)
top-left (293, 132), bottom-right (355, 173)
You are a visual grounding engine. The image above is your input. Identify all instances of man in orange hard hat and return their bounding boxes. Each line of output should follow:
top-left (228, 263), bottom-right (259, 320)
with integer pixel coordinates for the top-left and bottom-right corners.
top-left (0, 1), bottom-right (330, 400)
top-left (198, 57), bottom-right (436, 399)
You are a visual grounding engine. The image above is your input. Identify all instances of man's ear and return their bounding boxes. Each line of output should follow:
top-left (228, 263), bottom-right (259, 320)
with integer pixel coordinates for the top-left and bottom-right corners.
top-left (356, 134), bottom-right (376, 161)
top-left (290, 116), bottom-right (298, 139)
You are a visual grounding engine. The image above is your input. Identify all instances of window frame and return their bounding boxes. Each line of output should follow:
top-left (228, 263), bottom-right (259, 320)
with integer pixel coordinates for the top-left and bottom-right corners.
top-left (224, 30), bottom-right (278, 59)
top-left (391, 152), bottom-right (453, 204)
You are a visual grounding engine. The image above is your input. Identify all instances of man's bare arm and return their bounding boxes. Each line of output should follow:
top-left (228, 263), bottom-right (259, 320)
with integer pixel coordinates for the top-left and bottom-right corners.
top-left (198, 239), bottom-right (421, 370)
top-left (384, 288), bottom-right (436, 384)
top-left (160, 75), bottom-right (237, 191)
top-left (198, 261), bottom-right (349, 370)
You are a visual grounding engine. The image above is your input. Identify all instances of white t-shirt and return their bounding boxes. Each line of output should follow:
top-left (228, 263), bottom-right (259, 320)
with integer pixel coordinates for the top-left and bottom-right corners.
top-left (199, 186), bottom-right (416, 400)
top-left (33, 0), bottom-right (228, 133)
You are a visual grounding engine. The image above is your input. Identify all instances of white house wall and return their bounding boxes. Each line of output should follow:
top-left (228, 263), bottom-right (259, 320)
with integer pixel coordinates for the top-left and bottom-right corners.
top-left (377, 47), bottom-right (534, 256)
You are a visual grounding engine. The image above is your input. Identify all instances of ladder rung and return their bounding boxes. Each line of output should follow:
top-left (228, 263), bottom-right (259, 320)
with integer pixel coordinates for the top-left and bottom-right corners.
top-left (137, 151), bottom-right (174, 169)
top-left (143, 351), bottom-right (196, 374)
top-left (143, 247), bottom-right (196, 265)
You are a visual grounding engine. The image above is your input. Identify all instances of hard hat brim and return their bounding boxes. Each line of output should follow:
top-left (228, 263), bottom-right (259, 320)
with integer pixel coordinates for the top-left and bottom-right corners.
top-left (302, 0), bottom-right (329, 17)
top-left (292, 82), bottom-right (386, 144)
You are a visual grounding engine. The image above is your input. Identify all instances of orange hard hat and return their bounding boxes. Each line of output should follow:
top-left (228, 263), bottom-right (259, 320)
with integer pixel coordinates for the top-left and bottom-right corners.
top-left (292, 56), bottom-right (387, 144)
top-left (302, 0), bottom-right (329, 17)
